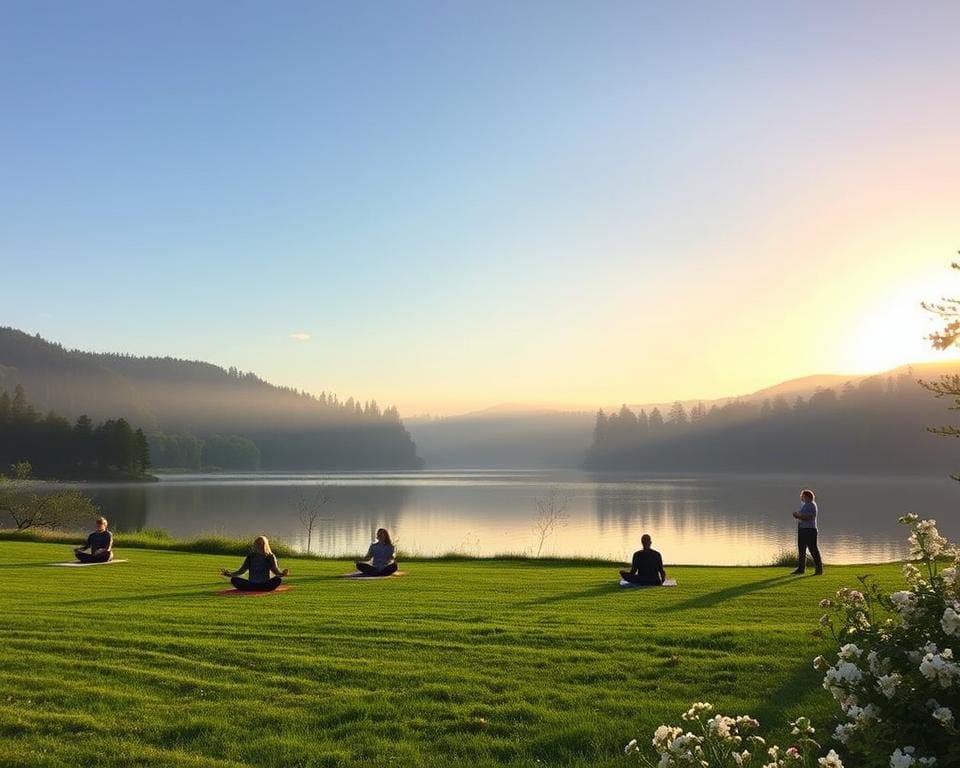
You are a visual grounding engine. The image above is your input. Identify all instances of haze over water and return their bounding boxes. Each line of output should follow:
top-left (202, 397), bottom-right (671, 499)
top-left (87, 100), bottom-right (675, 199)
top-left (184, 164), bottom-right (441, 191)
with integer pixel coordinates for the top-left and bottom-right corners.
top-left (82, 470), bottom-right (959, 566)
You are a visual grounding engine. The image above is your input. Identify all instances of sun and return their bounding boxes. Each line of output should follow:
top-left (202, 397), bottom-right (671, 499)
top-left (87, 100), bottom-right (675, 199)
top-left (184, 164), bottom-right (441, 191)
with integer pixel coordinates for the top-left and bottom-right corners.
top-left (845, 275), bottom-right (960, 374)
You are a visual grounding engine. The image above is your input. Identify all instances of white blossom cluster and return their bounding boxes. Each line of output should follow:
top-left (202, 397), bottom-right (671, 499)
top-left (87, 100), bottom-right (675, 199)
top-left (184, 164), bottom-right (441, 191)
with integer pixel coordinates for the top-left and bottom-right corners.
top-left (625, 517), bottom-right (959, 768)
top-left (813, 516), bottom-right (960, 766)
top-left (626, 703), bottom-right (831, 768)
top-left (888, 746), bottom-right (937, 768)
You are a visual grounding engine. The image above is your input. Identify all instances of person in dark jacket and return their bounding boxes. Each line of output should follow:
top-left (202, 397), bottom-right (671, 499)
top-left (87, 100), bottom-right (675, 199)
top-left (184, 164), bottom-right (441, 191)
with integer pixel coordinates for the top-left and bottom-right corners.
top-left (792, 488), bottom-right (824, 575)
top-left (221, 536), bottom-right (288, 591)
top-left (355, 528), bottom-right (398, 577)
top-left (619, 534), bottom-right (666, 585)
top-left (73, 517), bottom-right (113, 563)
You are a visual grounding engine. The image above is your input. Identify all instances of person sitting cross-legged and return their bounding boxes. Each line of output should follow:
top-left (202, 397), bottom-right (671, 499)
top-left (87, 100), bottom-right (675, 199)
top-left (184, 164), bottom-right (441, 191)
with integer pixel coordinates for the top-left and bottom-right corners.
top-left (619, 533), bottom-right (666, 585)
top-left (221, 536), bottom-right (288, 591)
top-left (355, 527), bottom-right (398, 577)
top-left (73, 516), bottom-right (114, 563)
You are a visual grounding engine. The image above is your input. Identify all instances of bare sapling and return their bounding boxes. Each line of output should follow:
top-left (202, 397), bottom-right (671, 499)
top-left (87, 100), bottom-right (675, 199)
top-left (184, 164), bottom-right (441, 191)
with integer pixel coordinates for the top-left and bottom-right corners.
top-left (532, 488), bottom-right (571, 557)
top-left (297, 483), bottom-right (332, 555)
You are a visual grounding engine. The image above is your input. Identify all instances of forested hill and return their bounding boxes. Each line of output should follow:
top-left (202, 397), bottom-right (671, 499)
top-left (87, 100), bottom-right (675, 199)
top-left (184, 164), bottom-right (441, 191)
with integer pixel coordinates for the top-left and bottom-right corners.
top-left (584, 365), bottom-right (960, 476)
top-left (0, 328), bottom-right (422, 470)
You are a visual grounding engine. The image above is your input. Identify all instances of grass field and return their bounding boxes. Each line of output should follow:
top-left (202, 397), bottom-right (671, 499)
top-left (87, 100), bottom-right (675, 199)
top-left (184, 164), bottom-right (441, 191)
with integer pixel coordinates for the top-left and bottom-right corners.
top-left (0, 541), bottom-right (904, 768)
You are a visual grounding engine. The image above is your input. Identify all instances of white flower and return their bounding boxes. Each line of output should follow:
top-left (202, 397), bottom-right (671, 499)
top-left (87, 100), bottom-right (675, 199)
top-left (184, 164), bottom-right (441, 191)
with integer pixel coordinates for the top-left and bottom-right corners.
top-left (890, 747), bottom-right (916, 768)
top-left (624, 739), bottom-right (639, 755)
top-left (909, 519), bottom-right (947, 559)
top-left (652, 725), bottom-right (682, 750)
top-left (833, 723), bottom-right (854, 744)
top-left (839, 643), bottom-right (862, 660)
top-left (789, 716), bottom-right (815, 736)
top-left (819, 749), bottom-right (844, 768)
top-left (682, 702), bottom-right (713, 721)
top-left (706, 714), bottom-right (736, 739)
top-left (932, 706), bottom-right (954, 727)
top-left (735, 715), bottom-right (759, 730)
top-left (877, 673), bottom-right (902, 699)
top-left (941, 605), bottom-right (960, 636)
top-left (861, 703), bottom-right (881, 722)
top-left (920, 650), bottom-right (960, 688)
top-left (941, 566), bottom-right (957, 587)
top-left (823, 660), bottom-right (863, 701)
top-left (899, 513), bottom-right (920, 525)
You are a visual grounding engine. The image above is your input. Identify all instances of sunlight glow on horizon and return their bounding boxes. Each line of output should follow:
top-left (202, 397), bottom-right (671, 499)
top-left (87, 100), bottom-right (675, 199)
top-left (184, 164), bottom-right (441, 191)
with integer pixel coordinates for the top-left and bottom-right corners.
top-left (2, 3), bottom-right (959, 418)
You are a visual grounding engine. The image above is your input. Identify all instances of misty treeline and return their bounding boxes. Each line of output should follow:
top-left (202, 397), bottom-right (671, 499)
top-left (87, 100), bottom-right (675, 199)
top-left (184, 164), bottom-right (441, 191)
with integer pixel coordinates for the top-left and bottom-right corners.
top-left (585, 370), bottom-right (960, 474)
top-left (149, 433), bottom-right (260, 470)
top-left (0, 385), bottom-right (150, 479)
top-left (0, 328), bottom-right (423, 470)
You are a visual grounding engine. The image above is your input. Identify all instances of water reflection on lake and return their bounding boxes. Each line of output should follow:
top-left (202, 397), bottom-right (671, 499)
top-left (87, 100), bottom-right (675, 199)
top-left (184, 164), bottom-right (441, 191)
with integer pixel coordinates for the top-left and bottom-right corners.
top-left (63, 470), bottom-right (960, 565)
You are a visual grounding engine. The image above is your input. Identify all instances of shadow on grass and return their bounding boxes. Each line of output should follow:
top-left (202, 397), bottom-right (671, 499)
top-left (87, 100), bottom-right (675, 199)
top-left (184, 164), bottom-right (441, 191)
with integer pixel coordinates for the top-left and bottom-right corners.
top-left (523, 582), bottom-right (619, 607)
top-left (0, 562), bottom-right (65, 569)
top-left (286, 574), bottom-right (356, 583)
top-left (752, 657), bottom-right (826, 726)
top-left (60, 587), bottom-right (214, 605)
top-left (660, 575), bottom-right (793, 613)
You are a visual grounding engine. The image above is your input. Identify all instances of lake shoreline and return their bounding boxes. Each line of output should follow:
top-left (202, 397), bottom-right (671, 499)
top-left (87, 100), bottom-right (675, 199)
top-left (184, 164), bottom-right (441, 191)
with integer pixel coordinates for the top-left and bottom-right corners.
top-left (0, 529), bottom-right (910, 567)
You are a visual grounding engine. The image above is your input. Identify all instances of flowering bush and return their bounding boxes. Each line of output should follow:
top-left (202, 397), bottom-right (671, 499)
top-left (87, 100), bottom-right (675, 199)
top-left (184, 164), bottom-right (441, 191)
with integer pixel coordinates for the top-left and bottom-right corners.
top-left (627, 517), bottom-right (960, 768)
top-left (814, 515), bottom-right (959, 767)
top-left (624, 702), bottom-right (842, 768)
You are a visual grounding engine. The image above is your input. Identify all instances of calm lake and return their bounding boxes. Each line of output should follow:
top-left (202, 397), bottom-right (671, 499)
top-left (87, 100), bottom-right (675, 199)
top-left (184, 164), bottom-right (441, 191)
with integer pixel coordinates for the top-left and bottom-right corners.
top-left (56, 470), bottom-right (960, 565)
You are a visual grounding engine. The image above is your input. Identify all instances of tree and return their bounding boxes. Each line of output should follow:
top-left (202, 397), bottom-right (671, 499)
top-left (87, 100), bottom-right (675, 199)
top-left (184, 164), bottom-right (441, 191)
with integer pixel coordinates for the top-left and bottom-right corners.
top-left (532, 488), bottom-right (571, 557)
top-left (134, 428), bottom-right (150, 473)
top-left (648, 407), bottom-right (664, 429)
top-left (689, 402), bottom-right (706, 424)
top-left (73, 415), bottom-right (95, 470)
top-left (297, 483), bottom-right (332, 555)
top-left (922, 259), bottom-right (960, 349)
top-left (667, 401), bottom-right (688, 426)
top-left (0, 461), bottom-right (99, 530)
top-left (921, 259), bottom-right (960, 480)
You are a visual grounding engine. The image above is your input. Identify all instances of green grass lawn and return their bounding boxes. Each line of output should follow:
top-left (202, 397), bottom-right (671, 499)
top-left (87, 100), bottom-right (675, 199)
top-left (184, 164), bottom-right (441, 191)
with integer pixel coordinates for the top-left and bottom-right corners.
top-left (0, 542), bottom-right (904, 768)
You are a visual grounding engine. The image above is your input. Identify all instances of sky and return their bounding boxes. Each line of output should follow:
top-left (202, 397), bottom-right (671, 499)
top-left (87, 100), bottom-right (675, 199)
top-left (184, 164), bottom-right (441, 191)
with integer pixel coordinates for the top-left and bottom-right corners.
top-left (2, 1), bottom-right (959, 416)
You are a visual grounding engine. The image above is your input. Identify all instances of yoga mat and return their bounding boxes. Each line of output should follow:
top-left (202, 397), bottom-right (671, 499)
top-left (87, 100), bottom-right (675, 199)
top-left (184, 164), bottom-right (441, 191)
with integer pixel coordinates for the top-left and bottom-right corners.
top-left (216, 585), bottom-right (292, 597)
top-left (49, 559), bottom-right (129, 567)
top-left (342, 571), bottom-right (408, 579)
top-left (618, 578), bottom-right (678, 588)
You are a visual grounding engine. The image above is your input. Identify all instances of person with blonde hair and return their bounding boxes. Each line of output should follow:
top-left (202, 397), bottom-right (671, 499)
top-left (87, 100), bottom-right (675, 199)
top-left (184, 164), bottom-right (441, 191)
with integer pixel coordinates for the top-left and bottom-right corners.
top-left (73, 516), bottom-right (113, 563)
top-left (221, 536), bottom-right (288, 591)
top-left (355, 528), bottom-right (398, 577)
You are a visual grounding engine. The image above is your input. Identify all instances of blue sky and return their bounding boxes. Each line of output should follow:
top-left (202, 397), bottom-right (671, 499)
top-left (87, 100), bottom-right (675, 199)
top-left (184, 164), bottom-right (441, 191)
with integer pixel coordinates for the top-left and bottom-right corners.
top-left (3, 1), bottom-right (959, 414)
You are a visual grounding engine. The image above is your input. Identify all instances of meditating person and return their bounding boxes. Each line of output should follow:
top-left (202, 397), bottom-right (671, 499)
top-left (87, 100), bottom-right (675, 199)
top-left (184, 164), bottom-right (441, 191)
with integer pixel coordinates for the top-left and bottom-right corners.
top-left (619, 533), bottom-right (666, 585)
top-left (792, 488), bottom-right (824, 575)
top-left (73, 516), bottom-right (114, 563)
top-left (355, 528), bottom-right (398, 577)
top-left (221, 536), bottom-right (288, 591)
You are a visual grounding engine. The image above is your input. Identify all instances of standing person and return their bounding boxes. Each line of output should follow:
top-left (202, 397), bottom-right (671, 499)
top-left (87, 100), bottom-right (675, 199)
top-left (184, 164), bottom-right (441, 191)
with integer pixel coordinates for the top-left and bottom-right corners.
top-left (792, 488), bottom-right (823, 575)
top-left (73, 516), bottom-right (114, 563)
top-left (619, 533), bottom-right (666, 585)
top-left (355, 528), bottom-right (398, 577)
top-left (221, 536), bottom-right (288, 591)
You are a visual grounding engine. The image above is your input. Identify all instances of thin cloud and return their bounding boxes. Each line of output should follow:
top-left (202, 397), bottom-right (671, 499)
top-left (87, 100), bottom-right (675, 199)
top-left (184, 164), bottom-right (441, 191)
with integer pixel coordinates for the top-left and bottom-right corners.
top-left (289, 332), bottom-right (311, 342)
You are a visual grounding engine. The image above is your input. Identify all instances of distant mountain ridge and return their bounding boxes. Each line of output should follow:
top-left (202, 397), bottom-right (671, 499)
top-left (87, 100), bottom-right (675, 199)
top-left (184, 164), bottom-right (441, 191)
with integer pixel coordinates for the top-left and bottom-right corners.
top-left (409, 360), bottom-right (960, 469)
top-left (0, 327), bottom-right (422, 470)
